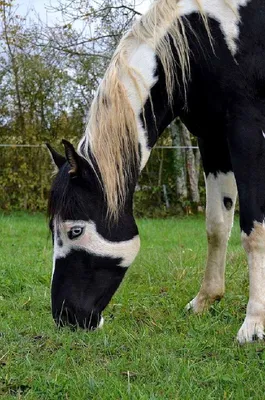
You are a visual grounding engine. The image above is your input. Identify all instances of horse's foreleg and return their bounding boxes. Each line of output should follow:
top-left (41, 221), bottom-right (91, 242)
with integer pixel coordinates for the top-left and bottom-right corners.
top-left (228, 116), bottom-right (265, 343)
top-left (237, 223), bottom-right (265, 343)
top-left (186, 170), bottom-right (237, 313)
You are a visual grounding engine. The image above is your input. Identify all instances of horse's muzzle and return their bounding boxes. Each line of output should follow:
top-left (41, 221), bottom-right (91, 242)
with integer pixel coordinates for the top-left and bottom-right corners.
top-left (53, 307), bottom-right (104, 330)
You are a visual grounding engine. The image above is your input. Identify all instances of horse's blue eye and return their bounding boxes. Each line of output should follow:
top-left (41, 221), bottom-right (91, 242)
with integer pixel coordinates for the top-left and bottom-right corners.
top-left (68, 226), bottom-right (84, 240)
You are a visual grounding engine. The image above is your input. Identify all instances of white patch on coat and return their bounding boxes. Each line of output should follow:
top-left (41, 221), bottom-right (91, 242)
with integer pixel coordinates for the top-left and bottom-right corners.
top-left (205, 171), bottom-right (237, 236)
top-left (98, 316), bottom-right (104, 329)
top-left (51, 252), bottom-right (56, 282)
top-left (53, 220), bottom-right (140, 268)
top-left (178, 0), bottom-right (250, 55)
top-left (262, 130), bottom-right (265, 139)
top-left (237, 222), bottom-right (265, 343)
top-left (120, 42), bottom-right (157, 170)
top-left (186, 171), bottom-right (237, 312)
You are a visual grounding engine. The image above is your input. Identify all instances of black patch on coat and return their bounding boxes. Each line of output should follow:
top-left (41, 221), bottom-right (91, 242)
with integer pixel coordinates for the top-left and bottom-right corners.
top-left (56, 228), bottom-right (63, 247)
top-left (141, 2), bottom-right (265, 235)
top-left (223, 197), bottom-right (233, 211)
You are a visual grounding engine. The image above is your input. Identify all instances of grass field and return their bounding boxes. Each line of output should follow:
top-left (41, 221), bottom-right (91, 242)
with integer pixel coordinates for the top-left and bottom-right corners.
top-left (1, 213), bottom-right (265, 399)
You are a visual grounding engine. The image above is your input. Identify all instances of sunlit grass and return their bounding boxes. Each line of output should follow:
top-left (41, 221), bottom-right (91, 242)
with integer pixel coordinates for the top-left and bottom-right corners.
top-left (0, 213), bottom-right (264, 399)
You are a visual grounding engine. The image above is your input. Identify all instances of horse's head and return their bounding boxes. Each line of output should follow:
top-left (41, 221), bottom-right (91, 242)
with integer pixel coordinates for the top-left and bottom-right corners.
top-left (47, 140), bottom-right (140, 330)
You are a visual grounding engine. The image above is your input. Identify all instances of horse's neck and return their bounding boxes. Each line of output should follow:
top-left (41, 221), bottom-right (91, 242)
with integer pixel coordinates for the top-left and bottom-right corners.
top-left (119, 0), bottom-right (248, 170)
top-left (118, 42), bottom-right (157, 170)
top-left (120, 40), bottom-right (177, 171)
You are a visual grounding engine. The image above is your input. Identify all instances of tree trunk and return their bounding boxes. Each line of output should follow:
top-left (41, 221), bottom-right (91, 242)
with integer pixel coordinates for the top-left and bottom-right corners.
top-left (181, 124), bottom-right (200, 208)
top-left (171, 120), bottom-right (187, 201)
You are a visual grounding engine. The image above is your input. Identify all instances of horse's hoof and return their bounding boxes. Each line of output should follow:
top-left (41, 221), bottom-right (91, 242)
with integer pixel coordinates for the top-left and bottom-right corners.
top-left (237, 318), bottom-right (265, 344)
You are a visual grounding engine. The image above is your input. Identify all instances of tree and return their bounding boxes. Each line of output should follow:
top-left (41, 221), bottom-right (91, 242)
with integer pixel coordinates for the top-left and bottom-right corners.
top-left (171, 119), bottom-right (188, 202)
top-left (0, 0), bottom-right (204, 214)
top-left (170, 119), bottom-right (201, 212)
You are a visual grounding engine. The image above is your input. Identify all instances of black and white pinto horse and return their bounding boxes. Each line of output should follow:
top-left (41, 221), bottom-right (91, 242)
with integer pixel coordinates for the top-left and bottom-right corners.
top-left (47, 0), bottom-right (265, 343)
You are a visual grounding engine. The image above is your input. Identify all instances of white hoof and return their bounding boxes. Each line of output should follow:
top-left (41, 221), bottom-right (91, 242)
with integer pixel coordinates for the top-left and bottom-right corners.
top-left (185, 290), bottom-right (223, 314)
top-left (237, 318), bottom-right (265, 344)
top-left (185, 295), bottom-right (208, 314)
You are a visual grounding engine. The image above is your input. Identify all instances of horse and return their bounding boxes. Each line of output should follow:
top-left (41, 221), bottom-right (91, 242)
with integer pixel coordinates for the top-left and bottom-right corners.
top-left (47, 0), bottom-right (265, 343)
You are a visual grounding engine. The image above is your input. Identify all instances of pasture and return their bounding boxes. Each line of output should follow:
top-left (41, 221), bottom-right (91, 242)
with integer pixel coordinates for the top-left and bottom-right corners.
top-left (1, 213), bottom-right (265, 399)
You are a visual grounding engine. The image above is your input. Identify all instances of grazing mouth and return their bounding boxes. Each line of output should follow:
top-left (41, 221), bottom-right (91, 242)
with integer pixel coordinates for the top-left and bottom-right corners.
top-left (54, 308), bottom-right (104, 331)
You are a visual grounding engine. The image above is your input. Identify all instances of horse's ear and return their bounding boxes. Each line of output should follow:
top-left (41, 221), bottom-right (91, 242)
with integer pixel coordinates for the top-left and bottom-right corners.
top-left (62, 139), bottom-right (80, 177)
top-left (46, 143), bottom-right (66, 170)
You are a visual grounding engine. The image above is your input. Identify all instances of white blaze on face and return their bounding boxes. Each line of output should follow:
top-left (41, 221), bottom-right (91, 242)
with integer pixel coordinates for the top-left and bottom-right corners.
top-left (53, 219), bottom-right (141, 270)
top-left (237, 222), bottom-right (265, 343)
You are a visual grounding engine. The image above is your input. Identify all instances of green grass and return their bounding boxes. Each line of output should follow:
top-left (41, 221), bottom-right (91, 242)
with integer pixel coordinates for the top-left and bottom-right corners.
top-left (0, 213), bottom-right (264, 399)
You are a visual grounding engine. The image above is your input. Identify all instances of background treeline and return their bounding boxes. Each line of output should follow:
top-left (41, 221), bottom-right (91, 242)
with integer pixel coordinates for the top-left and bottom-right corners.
top-left (0, 0), bottom-right (205, 216)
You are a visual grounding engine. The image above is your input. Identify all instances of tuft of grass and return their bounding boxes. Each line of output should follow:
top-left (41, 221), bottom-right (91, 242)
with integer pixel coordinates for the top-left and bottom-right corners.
top-left (0, 212), bottom-right (264, 399)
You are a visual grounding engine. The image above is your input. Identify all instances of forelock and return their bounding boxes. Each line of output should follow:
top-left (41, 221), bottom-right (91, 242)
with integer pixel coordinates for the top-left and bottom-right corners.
top-left (48, 164), bottom-right (90, 224)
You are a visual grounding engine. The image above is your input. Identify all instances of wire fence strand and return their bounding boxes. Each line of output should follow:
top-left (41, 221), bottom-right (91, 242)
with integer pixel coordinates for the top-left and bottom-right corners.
top-left (0, 144), bottom-right (199, 149)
